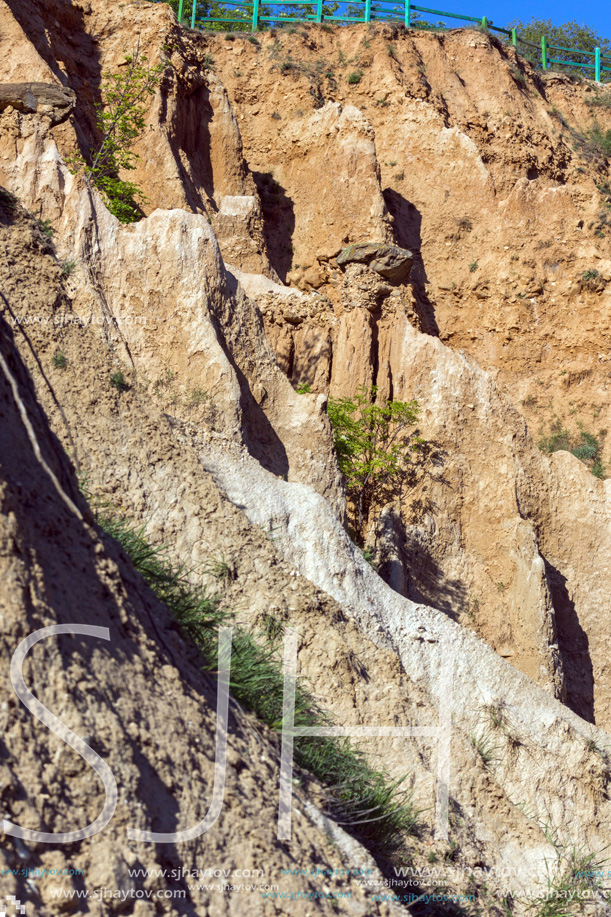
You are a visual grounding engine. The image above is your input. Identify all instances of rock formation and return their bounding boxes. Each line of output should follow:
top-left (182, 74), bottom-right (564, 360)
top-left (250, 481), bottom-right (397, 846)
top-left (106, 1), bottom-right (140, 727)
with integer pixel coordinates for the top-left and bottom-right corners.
top-left (2, 1), bottom-right (611, 913)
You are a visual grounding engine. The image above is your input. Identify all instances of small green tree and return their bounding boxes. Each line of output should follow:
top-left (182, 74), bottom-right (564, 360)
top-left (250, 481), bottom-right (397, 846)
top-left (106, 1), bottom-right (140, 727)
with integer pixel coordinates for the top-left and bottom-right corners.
top-left (327, 386), bottom-right (421, 540)
top-left (67, 45), bottom-right (164, 223)
top-left (508, 18), bottom-right (611, 81)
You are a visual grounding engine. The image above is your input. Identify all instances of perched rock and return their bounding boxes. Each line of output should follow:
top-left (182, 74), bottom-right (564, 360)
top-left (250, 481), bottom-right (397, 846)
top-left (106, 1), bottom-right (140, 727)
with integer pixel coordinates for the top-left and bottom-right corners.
top-left (0, 82), bottom-right (75, 123)
top-left (337, 242), bottom-right (414, 284)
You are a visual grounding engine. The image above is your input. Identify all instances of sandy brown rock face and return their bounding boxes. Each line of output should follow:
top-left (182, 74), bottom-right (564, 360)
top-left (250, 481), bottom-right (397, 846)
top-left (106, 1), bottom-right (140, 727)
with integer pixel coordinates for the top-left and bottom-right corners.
top-left (0, 207), bottom-right (400, 917)
top-left (205, 24), bottom-right (611, 466)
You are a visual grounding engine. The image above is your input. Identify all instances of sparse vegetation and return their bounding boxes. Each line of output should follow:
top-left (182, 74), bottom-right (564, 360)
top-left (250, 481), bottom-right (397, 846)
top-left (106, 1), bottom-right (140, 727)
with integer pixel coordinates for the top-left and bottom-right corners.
top-left (93, 503), bottom-right (420, 865)
top-left (470, 730), bottom-right (500, 769)
top-left (587, 124), bottom-right (611, 157)
top-left (347, 70), bottom-right (363, 85)
top-left (525, 842), bottom-right (610, 916)
top-left (456, 216), bottom-right (473, 234)
top-left (52, 350), bottom-right (67, 370)
top-left (35, 217), bottom-right (55, 239)
top-left (361, 545), bottom-right (377, 569)
top-left (60, 259), bottom-right (76, 278)
top-left (295, 382), bottom-right (313, 394)
top-left (539, 420), bottom-right (606, 478)
top-left (110, 369), bottom-right (128, 392)
top-left (469, 261), bottom-right (478, 272)
top-left (185, 384), bottom-right (209, 408)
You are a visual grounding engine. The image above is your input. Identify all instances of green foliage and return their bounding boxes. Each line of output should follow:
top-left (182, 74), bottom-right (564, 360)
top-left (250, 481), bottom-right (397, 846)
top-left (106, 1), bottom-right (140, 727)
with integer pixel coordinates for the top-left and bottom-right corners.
top-left (469, 261), bottom-right (478, 272)
top-left (66, 46), bottom-right (164, 223)
top-left (295, 382), bottom-right (312, 394)
top-left (110, 369), bottom-right (128, 392)
top-left (52, 350), bottom-right (67, 370)
top-left (470, 731), bottom-right (500, 769)
top-left (525, 845), bottom-right (610, 917)
top-left (95, 504), bottom-right (419, 863)
top-left (539, 420), bottom-right (606, 478)
top-left (347, 70), bottom-right (363, 84)
top-left (327, 386), bottom-right (420, 539)
top-left (583, 268), bottom-right (600, 281)
top-left (361, 546), bottom-right (377, 569)
top-left (36, 217), bottom-right (55, 239)
top-left (587, 124), bottom-right (611, 156)
top-left (60, 259), bottom-right (76, 278)
top-left (508, 18), bottom-right (611, 81)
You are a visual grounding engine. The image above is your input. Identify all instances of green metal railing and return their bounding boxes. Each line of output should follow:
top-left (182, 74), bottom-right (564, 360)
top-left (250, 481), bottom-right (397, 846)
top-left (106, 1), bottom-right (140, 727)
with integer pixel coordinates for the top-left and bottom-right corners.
top-left (168, 0), bottom-right (611, 82)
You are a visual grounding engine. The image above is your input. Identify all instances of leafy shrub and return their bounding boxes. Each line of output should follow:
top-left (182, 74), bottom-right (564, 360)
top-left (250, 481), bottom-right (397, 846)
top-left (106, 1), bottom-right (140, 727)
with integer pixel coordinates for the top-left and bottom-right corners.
top-left (327, 386), bottom-right (420, 540)
top-left (347, 70), bottom-right (363, 85)
top-left (66, 46), bottom-right (164, 223)
top-left (36, 217), bottom-right (55, 239)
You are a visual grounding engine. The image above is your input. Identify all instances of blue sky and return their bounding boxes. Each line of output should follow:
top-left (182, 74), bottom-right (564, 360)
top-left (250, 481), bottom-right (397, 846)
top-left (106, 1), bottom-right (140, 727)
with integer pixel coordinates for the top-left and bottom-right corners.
top-left (472, 0), bottom-right (609, 34)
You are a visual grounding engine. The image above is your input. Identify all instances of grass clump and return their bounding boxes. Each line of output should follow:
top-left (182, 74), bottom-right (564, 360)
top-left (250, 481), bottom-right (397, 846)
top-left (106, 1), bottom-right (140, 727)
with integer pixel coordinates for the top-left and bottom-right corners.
top-left (52, 350), bottom-right (67, 370)
top-left (347, 70), bottom-right (363, 85)
top-left (110, 369), bottom-right (129, 392)
top-left (525, 844), bottom-right (610, 917)
top-left (587, 123), bottom-right (611, 157)
top-left (94, 505), bottom-right (419, 864)
top-left (469, 261), bottom-right (478, 272)
top-left (470, 730), bottom-right (500, 769)
top-left (539, 421), bottom-right (605, 478)
top-left (60, 259), bottom-right (76, 278)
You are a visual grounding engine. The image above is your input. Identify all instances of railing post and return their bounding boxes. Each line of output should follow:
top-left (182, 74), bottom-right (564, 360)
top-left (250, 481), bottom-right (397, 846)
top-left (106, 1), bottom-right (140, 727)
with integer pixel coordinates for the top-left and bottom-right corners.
top-left (541, 35), bottom-right (547, 70)
top-left (364, 0), bottom-right (371, 23)
top-left (316, 0), bottom-right (323, 23)
top-left (252, 0), bottom-right (259, 31)
top-left (405, 0), bottom-right (410, 27)
top-left (178, 0), bottom-right (184, 23)
top-left (595, 47), bottom-right (601, 82)
top-left (511, 27), bottom-right (517, 47)
top-left (480, 16), bottom-right (488, 30)
top-left (190, 0), bottom-right (197, 28)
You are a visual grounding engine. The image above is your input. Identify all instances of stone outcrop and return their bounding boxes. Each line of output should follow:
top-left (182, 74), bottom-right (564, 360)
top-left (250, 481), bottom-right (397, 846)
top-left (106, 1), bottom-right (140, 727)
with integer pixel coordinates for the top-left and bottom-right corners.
top-left (337, 241), bottom-right (414, 284)
top-left (0, 82), bottom-right (75, 121)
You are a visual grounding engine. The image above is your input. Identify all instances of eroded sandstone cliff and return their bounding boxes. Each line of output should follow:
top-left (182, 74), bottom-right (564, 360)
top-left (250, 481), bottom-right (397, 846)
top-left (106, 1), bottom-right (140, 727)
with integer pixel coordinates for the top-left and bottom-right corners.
top-left (2, 1), bottom-right (611, 913)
